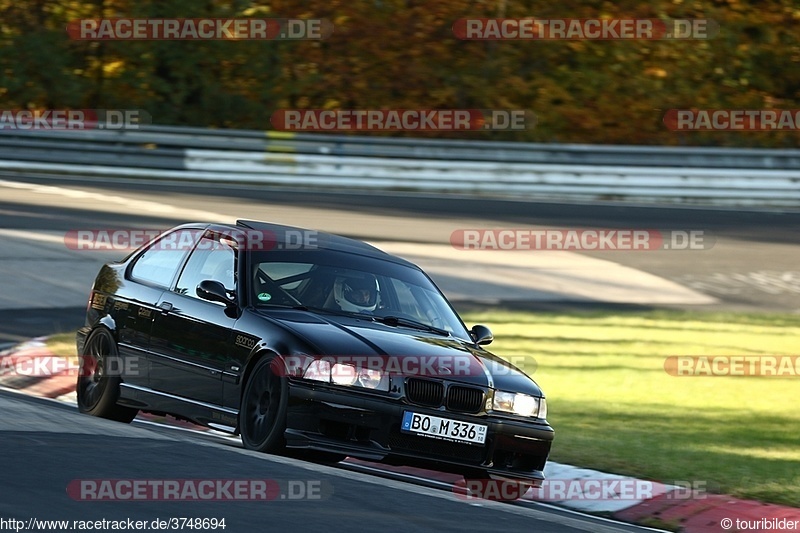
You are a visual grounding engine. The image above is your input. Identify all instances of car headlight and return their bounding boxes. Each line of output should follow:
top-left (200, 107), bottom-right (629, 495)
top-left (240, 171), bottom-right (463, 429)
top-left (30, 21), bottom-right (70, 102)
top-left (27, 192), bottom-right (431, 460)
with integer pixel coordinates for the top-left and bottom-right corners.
top-left (303, 359), bottom-right (330, 382)
top-left (493, 391), bottom-right (546, 418)
top-left (538, 398), bottom-right (547, 420)
top-left (331, 363), bottom-right (357, 386)
top-left (355, 368), bottom-right (384, 389)
top-left (302, 360), bottom-right (388, 391)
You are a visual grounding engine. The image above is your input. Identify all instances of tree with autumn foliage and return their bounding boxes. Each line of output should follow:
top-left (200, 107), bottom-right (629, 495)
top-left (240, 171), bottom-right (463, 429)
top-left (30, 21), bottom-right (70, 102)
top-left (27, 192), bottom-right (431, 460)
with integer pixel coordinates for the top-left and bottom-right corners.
top-left (1, 0), bottom-right (799, 146)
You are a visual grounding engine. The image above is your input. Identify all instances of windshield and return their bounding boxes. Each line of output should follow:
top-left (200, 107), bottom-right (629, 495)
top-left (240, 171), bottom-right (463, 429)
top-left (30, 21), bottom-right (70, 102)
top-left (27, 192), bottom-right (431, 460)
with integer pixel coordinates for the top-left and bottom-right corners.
top-left (250, 250), bottom-right (470, 339)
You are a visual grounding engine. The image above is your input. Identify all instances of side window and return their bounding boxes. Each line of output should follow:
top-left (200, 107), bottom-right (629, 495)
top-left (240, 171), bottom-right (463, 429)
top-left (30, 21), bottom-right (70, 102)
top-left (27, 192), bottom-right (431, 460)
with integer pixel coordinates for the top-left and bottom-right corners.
top-left (129, 229), bottom-right (201, 288)
top-left (175, 232), bottom-right (237, 300)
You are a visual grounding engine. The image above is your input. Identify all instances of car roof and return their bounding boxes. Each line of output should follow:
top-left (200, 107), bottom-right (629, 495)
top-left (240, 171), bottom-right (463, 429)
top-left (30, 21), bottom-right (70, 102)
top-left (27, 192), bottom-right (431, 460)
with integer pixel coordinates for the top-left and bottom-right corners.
top-left (232, 219), bottom-right (418, 268)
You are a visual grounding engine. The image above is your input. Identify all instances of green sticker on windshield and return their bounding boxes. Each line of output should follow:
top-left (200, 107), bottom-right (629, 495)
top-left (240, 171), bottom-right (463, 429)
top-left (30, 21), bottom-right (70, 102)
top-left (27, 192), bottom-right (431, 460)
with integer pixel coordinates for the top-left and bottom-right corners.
top-left (257, 292), bottom-right (272, 302)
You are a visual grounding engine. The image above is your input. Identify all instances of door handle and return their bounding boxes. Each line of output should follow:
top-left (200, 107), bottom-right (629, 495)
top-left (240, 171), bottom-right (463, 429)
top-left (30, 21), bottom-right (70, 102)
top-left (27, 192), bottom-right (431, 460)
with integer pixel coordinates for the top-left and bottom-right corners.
top-left (158, 301), bottom-right (174, 314)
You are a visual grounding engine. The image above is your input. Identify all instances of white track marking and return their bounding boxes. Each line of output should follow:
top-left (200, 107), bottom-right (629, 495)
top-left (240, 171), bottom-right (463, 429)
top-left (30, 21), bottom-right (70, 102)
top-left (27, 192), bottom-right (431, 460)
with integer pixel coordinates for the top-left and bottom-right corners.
top-left (0, 179), bottom-right (232, 222)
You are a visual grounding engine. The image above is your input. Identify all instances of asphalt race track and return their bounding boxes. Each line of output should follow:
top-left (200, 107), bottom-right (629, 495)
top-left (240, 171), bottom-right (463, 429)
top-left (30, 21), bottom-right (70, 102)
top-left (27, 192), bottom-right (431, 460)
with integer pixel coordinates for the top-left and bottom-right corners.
top-left (0, 390), bottom-right (653, 533)
top-left (1, 172), bottom-right (798, 345)
top-left (0, 173), bottom-right (798, 532)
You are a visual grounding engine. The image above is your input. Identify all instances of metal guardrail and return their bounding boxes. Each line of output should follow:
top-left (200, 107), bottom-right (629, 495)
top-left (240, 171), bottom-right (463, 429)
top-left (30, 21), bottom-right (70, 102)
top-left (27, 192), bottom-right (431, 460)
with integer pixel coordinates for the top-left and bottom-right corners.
top-left (5, 125), bottom-right (800, 168)
top-left (0, 126), bottom-right (798, 207)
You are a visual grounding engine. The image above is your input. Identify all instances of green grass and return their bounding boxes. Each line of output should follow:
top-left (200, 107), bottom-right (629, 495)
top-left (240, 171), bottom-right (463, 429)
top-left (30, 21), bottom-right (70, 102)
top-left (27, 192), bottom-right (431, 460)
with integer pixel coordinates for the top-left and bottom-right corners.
top-left (461, 309), bottom-right (800, 508)
top-left (45, 332), bottom-right (79, 361)
top-left (40, 313), bottom-right (800, 506)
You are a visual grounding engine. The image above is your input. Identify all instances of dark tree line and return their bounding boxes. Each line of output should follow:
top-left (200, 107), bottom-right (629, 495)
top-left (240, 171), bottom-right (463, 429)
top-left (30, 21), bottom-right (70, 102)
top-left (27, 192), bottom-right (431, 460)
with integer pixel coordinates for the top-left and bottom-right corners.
top-left (1, 0), bottom-right (799, 146)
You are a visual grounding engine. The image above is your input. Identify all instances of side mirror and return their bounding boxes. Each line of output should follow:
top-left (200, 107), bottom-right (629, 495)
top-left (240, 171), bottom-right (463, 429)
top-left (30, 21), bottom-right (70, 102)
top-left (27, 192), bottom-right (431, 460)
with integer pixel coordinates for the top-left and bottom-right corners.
top-left (470, 324), bottom-right (493, 346)
top-left (197, 280), bottom-right (234, 306)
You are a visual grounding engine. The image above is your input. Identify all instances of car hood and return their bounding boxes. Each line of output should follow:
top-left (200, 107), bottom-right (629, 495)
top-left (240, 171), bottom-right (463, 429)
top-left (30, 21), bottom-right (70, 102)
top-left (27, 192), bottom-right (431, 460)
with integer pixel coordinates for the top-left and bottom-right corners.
top-left (254, 309), bottom-right (542, 396)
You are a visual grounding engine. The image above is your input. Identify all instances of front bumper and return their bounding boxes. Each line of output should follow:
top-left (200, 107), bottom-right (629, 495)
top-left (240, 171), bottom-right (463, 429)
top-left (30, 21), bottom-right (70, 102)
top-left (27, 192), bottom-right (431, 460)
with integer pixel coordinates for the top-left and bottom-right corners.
top-left (285, 380), bottom-right (554, 484)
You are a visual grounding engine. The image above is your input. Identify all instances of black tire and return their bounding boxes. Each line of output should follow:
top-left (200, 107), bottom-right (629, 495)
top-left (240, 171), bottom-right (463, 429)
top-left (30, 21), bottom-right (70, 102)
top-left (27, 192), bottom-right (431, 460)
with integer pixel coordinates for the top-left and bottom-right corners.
top-left (240, 356), bottom-right (289, 453)
top-left (76, 328), bottom-right (138, 423)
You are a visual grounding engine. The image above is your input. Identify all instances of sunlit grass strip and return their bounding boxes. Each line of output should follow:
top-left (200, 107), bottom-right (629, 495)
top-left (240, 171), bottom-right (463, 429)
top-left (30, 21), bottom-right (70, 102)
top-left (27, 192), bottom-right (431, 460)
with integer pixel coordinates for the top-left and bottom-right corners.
top-left (461, 309), bottom-right (800, 507)
top-left (44, 332), bottom-right (79, 363)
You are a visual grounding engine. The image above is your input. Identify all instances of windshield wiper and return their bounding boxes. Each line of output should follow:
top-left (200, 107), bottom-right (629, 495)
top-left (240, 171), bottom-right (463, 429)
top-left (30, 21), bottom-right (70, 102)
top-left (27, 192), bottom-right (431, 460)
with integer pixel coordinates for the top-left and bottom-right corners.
top-left (295, 305), bottom-right (372, 319)
top-left (374, 315), bottom-right (450, 337)
top-left (290, 306), bottom-right (450, 336)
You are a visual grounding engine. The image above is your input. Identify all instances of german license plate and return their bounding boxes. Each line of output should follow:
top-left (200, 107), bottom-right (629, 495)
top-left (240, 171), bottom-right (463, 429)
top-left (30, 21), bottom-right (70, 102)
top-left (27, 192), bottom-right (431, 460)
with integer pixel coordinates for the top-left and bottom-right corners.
top-left (401, 411), bottom-right (487, 445)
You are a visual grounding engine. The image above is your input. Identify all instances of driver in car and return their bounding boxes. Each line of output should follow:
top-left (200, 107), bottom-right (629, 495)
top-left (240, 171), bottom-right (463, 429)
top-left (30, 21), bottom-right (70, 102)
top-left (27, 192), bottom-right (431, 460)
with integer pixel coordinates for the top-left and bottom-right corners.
top-left (333, 274), bottom-right (380, 314)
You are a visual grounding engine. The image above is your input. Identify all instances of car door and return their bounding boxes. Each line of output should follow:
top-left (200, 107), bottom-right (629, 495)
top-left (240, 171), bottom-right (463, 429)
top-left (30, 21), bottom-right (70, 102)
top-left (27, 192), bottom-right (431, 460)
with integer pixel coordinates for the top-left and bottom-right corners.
top-left (148, 230), bottom-right (238, 405)
top-left (119, 228), bottom-right (202, 388)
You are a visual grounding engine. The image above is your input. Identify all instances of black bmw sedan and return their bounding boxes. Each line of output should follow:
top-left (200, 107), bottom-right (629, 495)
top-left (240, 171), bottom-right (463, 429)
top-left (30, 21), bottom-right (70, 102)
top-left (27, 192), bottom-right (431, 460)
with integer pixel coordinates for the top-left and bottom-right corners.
top-left (76, 220), bottom-right (553, 488)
